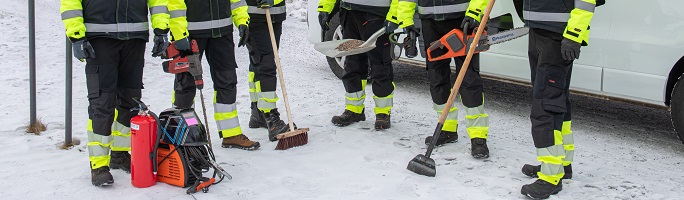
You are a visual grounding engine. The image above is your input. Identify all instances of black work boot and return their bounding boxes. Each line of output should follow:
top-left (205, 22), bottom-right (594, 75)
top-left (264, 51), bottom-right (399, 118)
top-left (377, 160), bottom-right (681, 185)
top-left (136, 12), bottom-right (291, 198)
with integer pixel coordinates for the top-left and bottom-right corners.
top-left (521, 179), bottom-right (562, 199)
top-left (110, 151), bottom-right (131, 173)
top-left (424, 130), bottom-right (458, 146)
top-left (522, 164), bottom-right (573, 179)
top-left (91, 166), bottom-right (114, 187)
top-left (331, 109), bottom-right (366, 127)
top-left (264, 109), bottom-right (293, 142)
top-left (374, 113), bottom-right (391, 130)
top-left (471, 138), bottom-right (490, 159)
top-left (249, 102), bottom-right (267, 128)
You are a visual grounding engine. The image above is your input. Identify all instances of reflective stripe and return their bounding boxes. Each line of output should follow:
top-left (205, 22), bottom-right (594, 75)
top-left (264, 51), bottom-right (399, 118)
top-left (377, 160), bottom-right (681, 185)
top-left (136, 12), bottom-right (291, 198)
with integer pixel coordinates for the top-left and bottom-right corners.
top-left (258, 91), bottom-right (278, 111)
top-left (564, 151), bottom-right (574, 164)
top-left (217, 117), bottom-right (241, 132)
top-left (538, 161), bottom-right (564, 185)
top-left (170, 10), bottom-right (187, 18)
top-left (215, 103), bottom-right (237, 113)
top-left (345, 90), bottom-right (366, 106)
top-left (87, 132), bottom-right (112, 157)
top-left (248, 6), bottom-right (286, 14)
top-left (433, 103), bottom-right (458, 120)
top-left (343, 0), bottom-right (391, 7)
top-left (218, 126), bottom-right (242, 138)
top-left (418, 3), bottom-right (469, 15)
top-left (187, 18), bottom-right (233, 31)
top-left (215, 109), bottom-right (238, 121)
top-left (537, 145), bottom-right (565, 160)
top-left (465, 106), bottom-right (489, 128)
top-left (85, 22), bottom-right (149, 32)
top-left (537, 144), bottom-right (566, 185)
top-left (61, 10), bottom-right (82, 20)
top-left (373, 94), bottom-right (393, 109)
top-left (523, 11), bottom-right (569, 22)
top-left (111, 120), bottom-right (130, 151)
top-left (562, 134), bottom-right (574, 146)
top-left (248, 72), bottom-right (258, 102)
top-left (575, 0), bottom-right (595, 12)
top-left (442, 119), bottom-right (458, 132)
top-left (399, 0), bottom-right (417, 2)
top-left (232, 0), bottom-right (247, 8)
top-left (149, 6), bottom-right (169, 15)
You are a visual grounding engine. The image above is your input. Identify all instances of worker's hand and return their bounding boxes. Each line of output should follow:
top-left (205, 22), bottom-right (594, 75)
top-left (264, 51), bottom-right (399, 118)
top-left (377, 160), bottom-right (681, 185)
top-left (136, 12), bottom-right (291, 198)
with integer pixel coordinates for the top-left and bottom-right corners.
top-left (237, 24), bottom-right (249, 47)
top-left (174, 37), bottom-right (193, 57)
top-left (152, 28), bottom-right (170, 57)
top-left (385, 20), bottom-right (399, 35)
top-left (461, 16), bottom-right (480, 32)
top-left (561, 38), bottom-right (581, 60)
top-left (318, 12), bottom-right (330, 31)
top-left (257, 0), bottom-right (275, 8)
top-left (71, 38), bottom-right (95, 61)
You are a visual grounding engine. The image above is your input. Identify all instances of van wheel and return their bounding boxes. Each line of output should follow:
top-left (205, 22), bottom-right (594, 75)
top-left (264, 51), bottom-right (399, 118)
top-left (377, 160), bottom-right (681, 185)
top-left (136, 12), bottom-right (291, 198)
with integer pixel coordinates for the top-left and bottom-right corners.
top-left (324, 13), bottom-right (345, 79)
top-left (671, 74), bottom-right (684, 144)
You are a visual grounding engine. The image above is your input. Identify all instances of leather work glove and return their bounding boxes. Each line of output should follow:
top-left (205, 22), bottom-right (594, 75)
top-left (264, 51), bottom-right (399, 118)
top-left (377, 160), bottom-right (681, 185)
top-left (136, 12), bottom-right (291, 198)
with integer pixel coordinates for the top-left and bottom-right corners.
top-left (318, 12), bottom-right (330, 31)
top-left (561, 38), bottom-right (581, 60)
top-left (257, 0), bottom-right (275, 8)
top-left (72, 39), bottom-right (95, 61)
top-left (385, 20), bottom-right (399, 35)
top-left (174, 37), bottom-right (193, 57)
top-left (237, 24), bottom-right (249, 47)
top-left (152, 28), bottom-right (170, 57)
top-left (461, 16), bottom-right (480, 32)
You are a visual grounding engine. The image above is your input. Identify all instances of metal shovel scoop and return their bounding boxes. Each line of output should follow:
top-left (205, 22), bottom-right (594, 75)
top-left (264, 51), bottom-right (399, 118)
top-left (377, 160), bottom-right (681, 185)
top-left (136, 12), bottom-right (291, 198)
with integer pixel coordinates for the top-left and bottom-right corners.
top-left (314, 27), bottom-right (386, 58)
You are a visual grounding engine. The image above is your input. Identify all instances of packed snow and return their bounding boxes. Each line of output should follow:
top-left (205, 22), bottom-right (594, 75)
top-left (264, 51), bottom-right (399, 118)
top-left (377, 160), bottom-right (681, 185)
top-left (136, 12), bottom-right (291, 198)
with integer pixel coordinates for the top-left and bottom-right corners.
top-left (1, 0), bottom-right (684, 199)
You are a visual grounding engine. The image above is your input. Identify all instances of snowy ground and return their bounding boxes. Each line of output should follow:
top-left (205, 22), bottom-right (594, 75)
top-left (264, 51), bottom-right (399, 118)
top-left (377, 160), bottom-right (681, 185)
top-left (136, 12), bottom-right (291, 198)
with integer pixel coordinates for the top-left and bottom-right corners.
top-left (2, 0), bottom-right (684, 199)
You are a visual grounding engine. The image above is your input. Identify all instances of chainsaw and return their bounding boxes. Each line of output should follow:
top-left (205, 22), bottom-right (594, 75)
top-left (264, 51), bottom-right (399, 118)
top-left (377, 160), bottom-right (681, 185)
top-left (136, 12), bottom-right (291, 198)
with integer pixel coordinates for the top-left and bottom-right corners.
top-left (161, 40), bottom-right (204, 89)
top-left (427, 24), bottom-right (528, 61)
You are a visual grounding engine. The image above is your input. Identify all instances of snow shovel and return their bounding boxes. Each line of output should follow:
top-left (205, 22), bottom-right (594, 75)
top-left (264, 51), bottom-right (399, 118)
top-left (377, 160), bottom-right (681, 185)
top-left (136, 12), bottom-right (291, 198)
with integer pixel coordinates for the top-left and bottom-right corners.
top-left (313, 27), bottom-right (386, 58)
top-left (407, 0), bottom-right (496, 177)
top-left (263, 8), bottom-right (309, 150)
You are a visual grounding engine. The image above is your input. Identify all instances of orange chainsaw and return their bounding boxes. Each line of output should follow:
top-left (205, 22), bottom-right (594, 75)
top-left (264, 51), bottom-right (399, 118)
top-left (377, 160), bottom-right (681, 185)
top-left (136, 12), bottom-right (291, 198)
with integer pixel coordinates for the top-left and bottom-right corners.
top-left (427, 25), bottom-right (528, 61)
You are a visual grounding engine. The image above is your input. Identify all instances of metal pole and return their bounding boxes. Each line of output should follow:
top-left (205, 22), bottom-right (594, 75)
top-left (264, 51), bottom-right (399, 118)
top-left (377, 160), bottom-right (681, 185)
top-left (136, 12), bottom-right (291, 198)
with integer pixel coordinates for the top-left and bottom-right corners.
top-left (65, 37), bottom-right (73, 145)
top-left (29, 0), bottom-right (36, 126)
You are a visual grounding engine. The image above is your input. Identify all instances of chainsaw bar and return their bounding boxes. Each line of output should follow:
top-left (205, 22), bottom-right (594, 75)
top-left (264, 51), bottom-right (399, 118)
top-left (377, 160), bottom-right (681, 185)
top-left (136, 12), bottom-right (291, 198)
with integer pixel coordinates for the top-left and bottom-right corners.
top-left (486, 27), bottom-right (529, 45)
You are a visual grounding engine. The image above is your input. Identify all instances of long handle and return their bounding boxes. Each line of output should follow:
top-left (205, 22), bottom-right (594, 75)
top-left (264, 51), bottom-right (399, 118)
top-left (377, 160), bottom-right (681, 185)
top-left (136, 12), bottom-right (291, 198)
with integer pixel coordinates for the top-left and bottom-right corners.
top-left (426, 0), bottom-right (496, 157)
top-left (265, 9), bottom-right (296, 132)
top-left (360, 27), bottom-right (387, 48)
top-left (199, 89), bottom-right (213, 150)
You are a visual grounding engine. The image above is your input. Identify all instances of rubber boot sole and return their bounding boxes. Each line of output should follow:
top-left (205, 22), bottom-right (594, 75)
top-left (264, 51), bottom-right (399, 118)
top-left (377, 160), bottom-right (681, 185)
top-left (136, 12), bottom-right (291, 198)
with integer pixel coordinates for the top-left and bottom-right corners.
top-left (521, 187), bottom-right (561, 200)
top-left (221, 142), bottom-right (261, 151)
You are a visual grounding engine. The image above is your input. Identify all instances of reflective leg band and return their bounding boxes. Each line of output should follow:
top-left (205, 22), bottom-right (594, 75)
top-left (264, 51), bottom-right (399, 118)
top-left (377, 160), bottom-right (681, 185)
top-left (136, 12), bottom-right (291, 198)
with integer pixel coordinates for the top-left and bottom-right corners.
top-left (536, 132), bottom-right (566, 185)
top-left (110, 109), bottom-right (131, 151)
top-left (258, 91), bottom-right (278, 113)
top-left (562, 121), bottom-right (574, 166)
top-left (215, 103), bottom-right (242, 138)
top-left (465, 105), bottom-right (489, 139)
top-left (373, 94), bottom-right (393, 115)
top-left (87, 120), bottom-right (112, 169)
top-left (249, 71), bottom-right (258, 102)
top-left (434, 103), bottom-right (458, 132)
top-left (345, 90), bottom-right (366, 114)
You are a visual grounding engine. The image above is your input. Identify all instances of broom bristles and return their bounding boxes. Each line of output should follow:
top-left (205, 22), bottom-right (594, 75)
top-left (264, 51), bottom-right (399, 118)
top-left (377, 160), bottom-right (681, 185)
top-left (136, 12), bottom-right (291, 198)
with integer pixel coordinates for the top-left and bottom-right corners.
top-left (275, 131), bottom-right (308, 150)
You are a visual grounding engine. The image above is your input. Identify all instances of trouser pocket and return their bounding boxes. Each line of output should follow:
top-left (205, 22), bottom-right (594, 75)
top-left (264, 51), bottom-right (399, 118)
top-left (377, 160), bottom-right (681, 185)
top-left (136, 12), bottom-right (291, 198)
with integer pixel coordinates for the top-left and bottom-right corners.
top-left (85, 65), bottom-right (100, 98)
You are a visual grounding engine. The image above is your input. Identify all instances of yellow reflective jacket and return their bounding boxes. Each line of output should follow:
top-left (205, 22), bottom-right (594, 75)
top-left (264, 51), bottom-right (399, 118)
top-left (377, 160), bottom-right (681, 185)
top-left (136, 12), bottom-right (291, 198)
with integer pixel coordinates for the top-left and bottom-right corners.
top-left (318, 0), bottom-right (400, 24)
top-left (168, 0), bottom-right (249, 40)
top-left (523, 0), bottom-right (596, 45)
top-left (396, 0), bottom-right (488, 28)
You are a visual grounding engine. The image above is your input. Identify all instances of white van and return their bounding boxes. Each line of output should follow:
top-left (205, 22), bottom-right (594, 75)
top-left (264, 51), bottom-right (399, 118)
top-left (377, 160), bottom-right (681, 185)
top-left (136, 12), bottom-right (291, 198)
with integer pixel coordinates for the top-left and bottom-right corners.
top-left (305, 0), bottom-right (684, 144)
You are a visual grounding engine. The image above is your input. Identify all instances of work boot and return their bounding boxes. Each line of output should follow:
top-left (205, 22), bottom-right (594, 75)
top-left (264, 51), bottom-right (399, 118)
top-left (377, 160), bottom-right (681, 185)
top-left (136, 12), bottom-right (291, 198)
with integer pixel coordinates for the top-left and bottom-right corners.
top-left (374, 113), bottom-right (391, 130)
top-left (221, 134), bottom-right (260, 150)
top-left (424, 130), bottom-right (458, 146)
top-left (110, 151), bottom-right (131, 173)
top-left (331, 109), bottom-right (366, 127)
top-left (471, 138), bottom-right (490, 159)
top-left (522, 164), bottom-right (573, 179)
top-left (248, 102), bottom-right (267, 129)
top-left (91, 166), bottom-right (114, 187)
top-left (521, 179), bottom-right (562, 199)
top-left (264, 109), bottom-right (294, 142)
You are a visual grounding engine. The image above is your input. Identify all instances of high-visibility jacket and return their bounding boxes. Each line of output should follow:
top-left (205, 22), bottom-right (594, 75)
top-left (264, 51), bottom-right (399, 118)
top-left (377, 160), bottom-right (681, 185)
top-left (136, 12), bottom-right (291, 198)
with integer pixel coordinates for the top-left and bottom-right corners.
top-left (246, 0), bottom-right (286, 23)
top-left (60, 0), bottom-right (170, 41)
top-left (523, 0), bottom-right (596, 44)
top-left (168, 0), bottom-right (249, 40)
top-left (396, 0), bottom-right (488, 28)
top-left (318, 0), bottom-right (400, 24)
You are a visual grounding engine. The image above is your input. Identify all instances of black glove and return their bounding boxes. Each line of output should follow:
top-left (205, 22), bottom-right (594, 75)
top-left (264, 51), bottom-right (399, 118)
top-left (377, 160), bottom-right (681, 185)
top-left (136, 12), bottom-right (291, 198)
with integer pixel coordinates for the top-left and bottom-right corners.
top-left (257, 0), bottom-right (275, 8)
top-left (318, 12), bottom-right (330, 31)
top-left (385, 21), bottom-right (399, 35)
top-left (561, 38), bottom-right (581, 60)
top-left (461, 16), bottom-right (480, 32)
top-left (174, 37), bottom-right (193, 57)
top-left (152, 28), bottom-right (169, 57)
top-left (71, 39), bottom-right (95, 61)
top-left (237, 24), bottom-right (249, 47)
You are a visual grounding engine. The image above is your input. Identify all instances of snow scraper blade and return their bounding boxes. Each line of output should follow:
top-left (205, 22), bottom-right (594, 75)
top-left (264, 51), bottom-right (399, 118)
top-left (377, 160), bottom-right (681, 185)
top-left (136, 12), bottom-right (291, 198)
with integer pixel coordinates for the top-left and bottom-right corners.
top-left (407, 154), bottom-right (436, 177)
top-left (314, 28), bottom-right (386, 58)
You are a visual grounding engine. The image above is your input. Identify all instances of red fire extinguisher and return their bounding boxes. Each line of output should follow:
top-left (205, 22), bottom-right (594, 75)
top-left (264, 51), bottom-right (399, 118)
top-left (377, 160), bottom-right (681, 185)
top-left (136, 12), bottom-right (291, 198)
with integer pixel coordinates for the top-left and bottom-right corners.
top-left (130, 98), bottom-right (158, 188)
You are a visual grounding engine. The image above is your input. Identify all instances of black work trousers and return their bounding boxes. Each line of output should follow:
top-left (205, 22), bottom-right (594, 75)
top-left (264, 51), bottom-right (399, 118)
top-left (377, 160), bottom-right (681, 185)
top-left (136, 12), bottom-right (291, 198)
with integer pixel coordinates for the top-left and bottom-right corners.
top-left (528, 28), bottom-right (573, 148)
top-left (421, 18), bottom-right (484, 107)
top-left (85, 38), bottom-right (146, 136)
top-left (340, 9), bottom-right (394, 97)
top-left (174, 34), bottom-right (239, 108)
top-left (247, 21), bottom-right (282, 92)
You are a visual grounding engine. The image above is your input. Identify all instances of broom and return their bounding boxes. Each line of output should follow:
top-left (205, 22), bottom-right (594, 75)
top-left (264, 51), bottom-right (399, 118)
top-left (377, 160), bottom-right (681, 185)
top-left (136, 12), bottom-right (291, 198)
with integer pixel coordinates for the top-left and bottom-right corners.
top-left (262, 8), bottom-right (309, 150)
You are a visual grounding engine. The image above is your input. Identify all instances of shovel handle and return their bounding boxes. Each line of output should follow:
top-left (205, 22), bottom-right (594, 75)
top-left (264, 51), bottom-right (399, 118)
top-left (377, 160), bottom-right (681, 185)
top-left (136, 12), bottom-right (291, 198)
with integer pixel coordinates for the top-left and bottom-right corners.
top-left (360, 27), bottom-right (387, 48)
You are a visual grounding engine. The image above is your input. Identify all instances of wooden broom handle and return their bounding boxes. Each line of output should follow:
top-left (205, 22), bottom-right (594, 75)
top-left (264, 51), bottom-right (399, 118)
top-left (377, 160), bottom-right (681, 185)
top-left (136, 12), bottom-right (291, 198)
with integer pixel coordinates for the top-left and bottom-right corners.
top-left (264, 9), bottom-right (296, 132)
